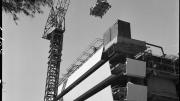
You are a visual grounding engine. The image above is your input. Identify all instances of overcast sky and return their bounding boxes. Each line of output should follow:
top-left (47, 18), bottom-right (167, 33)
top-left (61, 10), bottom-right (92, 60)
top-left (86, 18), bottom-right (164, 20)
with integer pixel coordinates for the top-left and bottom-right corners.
top-left (2, 0), bottom-right (179, 101)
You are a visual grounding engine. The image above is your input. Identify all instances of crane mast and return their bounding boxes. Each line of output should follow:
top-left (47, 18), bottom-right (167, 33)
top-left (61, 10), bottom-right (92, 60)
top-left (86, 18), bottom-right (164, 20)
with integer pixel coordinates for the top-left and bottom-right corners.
top-left (42, 0), bottom-right (70, 101)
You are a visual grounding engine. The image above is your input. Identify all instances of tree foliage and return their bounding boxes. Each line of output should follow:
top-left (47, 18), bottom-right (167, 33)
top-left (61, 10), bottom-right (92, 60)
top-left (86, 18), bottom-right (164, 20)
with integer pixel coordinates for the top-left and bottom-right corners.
top-left (2, 0), bottom-right (53, 21)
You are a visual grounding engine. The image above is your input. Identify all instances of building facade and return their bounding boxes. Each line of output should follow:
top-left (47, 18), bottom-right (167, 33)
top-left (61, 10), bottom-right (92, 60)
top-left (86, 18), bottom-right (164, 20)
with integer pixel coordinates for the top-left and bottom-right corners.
top-left (56, 20), bottom-right (179, 101)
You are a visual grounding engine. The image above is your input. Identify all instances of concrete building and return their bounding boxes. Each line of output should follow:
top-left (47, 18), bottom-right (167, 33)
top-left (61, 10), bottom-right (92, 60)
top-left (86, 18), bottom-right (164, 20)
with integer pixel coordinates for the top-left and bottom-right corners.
top-left (56, 20), bottom-right (179, 101)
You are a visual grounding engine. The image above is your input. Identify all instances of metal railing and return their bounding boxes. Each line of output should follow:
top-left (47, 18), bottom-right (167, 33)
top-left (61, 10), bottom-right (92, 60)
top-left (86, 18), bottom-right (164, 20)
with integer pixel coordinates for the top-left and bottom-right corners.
top-left (58, 38), bottom-right (103, 85)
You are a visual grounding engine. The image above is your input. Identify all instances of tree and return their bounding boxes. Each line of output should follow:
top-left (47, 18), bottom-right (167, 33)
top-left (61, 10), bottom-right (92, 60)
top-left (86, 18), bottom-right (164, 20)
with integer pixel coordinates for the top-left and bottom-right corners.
top-left (2, 0), bottom-right (53, 22)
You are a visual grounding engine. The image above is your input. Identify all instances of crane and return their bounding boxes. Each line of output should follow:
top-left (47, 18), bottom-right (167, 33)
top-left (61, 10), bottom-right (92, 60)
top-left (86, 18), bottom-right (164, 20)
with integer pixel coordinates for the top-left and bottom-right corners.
top-left (42, 0), bottom-right (111, 101)
top-left (42, 0), bottom-right (70, 101)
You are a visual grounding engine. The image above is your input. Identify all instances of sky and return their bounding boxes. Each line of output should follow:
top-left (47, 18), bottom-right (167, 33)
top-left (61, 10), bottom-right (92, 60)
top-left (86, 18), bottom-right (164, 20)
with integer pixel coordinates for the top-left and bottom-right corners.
top-left (2, 0), bottom-right (179, 101)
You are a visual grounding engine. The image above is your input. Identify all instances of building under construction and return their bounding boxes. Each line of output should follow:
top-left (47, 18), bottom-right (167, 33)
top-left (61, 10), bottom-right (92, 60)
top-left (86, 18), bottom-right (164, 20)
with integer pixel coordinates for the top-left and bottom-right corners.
top-left (54, 20), bottom-right (179, 101)
top-left (41, 1), bottom-right (178, 101)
